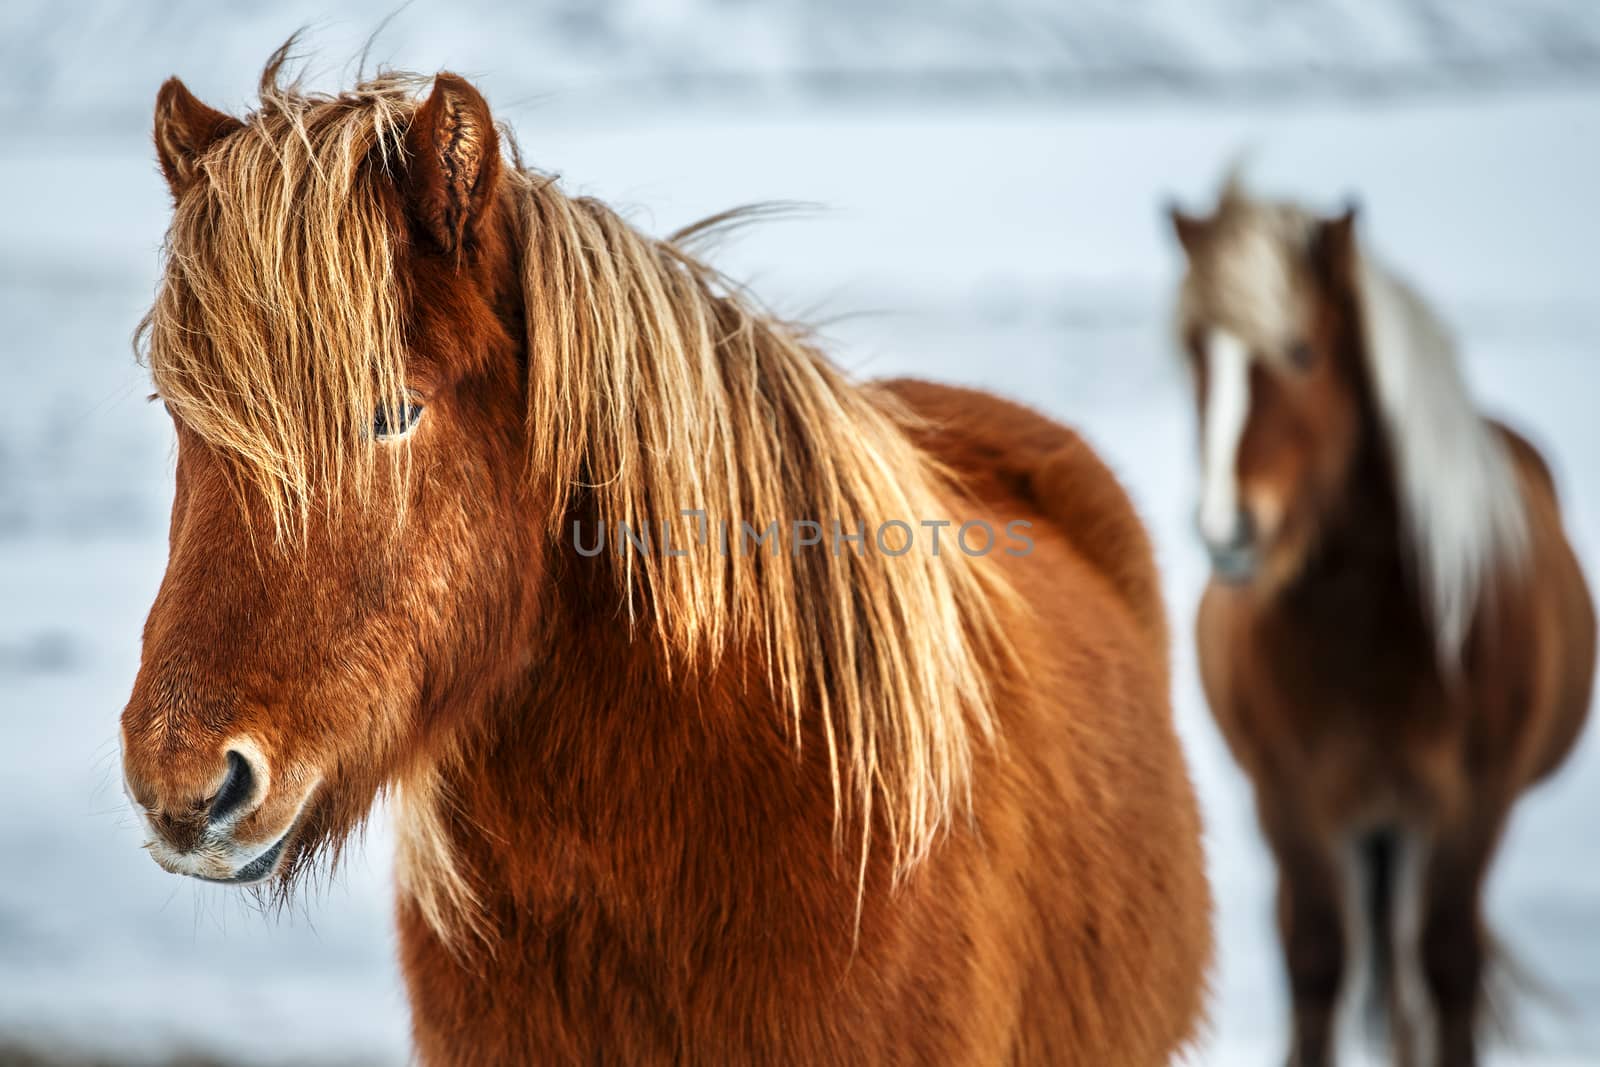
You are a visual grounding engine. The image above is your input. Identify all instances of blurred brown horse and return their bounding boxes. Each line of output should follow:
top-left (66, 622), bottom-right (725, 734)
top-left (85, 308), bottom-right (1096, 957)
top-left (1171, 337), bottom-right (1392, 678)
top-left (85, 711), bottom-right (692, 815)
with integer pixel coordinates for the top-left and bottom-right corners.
top-left (118, 51), bottom-right (1211, 1064)
top-left (1171, 179), bottom-right (1594, 1067)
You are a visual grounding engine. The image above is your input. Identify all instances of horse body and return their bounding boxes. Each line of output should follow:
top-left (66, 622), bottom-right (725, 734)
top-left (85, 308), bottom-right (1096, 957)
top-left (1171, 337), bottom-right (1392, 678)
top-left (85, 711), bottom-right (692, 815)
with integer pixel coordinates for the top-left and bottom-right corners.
top-left (1201, 419), bottom-right (1591, 828)
top-left (1203, 422), bottom-right (1587, 831)
top-left (119, 56), bottom-right (1210, 1065)
top-left (396, 379), bottom-right (1210, 1064)
top-left (1173, 181), bottom-right (1594, 1066)
top-left (1197, 424), bottom-right (1593, 1067)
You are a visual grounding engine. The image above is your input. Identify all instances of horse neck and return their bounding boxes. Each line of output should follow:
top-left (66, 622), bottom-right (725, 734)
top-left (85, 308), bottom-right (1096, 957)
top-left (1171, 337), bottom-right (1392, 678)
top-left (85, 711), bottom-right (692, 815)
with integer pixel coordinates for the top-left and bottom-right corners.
top-left (448, 209), bottom-right (776, 857)
top-left (421, 549), bottom-right (845, 937)
top-left (414, 206), bottom-right (897, 945)
top-left (1290, 346), bottom-right (1411, 600)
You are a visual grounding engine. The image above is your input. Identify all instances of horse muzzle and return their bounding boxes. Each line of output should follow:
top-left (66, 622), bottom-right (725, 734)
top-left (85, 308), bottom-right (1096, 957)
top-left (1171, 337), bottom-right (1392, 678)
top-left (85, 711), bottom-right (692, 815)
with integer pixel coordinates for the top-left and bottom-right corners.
top-left (123, 742), bottom-right (307, 885)
top-left (1206, 541), bottom-right (1260, 584)
top-left (1199, 505), bottom-right (1262, 584)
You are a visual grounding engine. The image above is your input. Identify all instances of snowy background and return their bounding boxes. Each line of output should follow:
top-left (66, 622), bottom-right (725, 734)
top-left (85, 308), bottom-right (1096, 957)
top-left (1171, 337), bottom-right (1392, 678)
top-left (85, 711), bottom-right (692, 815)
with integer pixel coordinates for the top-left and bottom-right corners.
top-left (1, 3), bottom-right (1597, 1064)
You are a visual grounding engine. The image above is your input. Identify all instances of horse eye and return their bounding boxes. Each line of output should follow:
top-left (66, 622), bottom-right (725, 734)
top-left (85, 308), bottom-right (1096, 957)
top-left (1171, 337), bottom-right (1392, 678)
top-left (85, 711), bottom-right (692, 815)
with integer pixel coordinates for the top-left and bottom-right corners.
top-left (372, 402), bottom-right (425, 441)
top-left (1288, 341), bottom-right (1314, 369)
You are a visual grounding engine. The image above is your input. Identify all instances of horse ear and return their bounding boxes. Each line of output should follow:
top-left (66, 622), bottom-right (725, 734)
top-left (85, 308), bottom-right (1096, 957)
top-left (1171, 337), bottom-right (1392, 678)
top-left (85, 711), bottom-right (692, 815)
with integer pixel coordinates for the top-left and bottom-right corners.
top-left (153, 78), bottom-right (242, 196)
top-left (1167, 202), bottom-right (1209, 256)
top-left (402, 73), bottom-right (502, 258)
top-left (1312, 203), bottom-right (1360, 286)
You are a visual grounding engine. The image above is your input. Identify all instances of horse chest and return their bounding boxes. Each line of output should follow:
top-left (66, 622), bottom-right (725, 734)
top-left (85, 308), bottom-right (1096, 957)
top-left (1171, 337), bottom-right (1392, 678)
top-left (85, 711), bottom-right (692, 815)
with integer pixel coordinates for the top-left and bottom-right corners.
top-left (1229, 594), bottom-right (1462, 823)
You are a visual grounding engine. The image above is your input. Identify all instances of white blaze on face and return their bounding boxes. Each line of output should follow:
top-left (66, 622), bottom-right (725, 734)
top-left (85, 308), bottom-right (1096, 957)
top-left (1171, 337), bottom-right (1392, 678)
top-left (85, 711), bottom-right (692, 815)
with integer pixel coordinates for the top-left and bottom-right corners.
top-left (1199, 329), bottom-right (1252, 547)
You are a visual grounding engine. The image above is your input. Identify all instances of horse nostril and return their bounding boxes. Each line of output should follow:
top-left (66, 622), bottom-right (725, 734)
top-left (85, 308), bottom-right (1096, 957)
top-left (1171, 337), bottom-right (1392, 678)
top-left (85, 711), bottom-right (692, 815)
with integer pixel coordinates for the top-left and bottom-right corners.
top-left (208, 749), bottom-right (257, 825)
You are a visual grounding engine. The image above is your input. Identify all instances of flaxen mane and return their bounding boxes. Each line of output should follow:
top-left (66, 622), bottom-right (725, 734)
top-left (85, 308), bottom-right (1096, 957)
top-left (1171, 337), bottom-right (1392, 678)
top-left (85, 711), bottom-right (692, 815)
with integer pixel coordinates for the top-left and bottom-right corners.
top-left (1354, 251), bottom-right (1529, 663)
top-left (138, 61), bottom-right (1018, 941)
top-left (1183, 180), bottom-right (1528, 665)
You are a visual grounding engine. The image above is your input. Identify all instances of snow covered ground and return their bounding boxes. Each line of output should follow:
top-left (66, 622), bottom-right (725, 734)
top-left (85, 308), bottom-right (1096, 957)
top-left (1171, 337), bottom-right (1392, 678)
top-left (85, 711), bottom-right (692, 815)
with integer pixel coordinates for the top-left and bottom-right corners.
top-left (6, 0), bottom-right (1600, 132)
top-left (1, 22), bottom-right (1597, 1067)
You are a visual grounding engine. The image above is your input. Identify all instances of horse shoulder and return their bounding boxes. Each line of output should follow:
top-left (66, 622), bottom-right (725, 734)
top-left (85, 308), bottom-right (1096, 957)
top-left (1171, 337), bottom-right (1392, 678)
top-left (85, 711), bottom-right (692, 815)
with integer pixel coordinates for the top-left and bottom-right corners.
top-left (877, 378), bottom-right (1213, 1058)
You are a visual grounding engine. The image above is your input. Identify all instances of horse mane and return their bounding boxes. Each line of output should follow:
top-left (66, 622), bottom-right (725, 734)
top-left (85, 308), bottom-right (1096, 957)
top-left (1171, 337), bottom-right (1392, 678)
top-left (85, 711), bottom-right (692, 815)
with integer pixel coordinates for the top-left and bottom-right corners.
top-left (505, 143), bottom-right (1019, 890)
top-left (1188, 180), bottom-right (1529, 667)
top-left (1352, 250), bottom-right (1529, 666)
top-left (139, 58), bottom-right (1019, 940)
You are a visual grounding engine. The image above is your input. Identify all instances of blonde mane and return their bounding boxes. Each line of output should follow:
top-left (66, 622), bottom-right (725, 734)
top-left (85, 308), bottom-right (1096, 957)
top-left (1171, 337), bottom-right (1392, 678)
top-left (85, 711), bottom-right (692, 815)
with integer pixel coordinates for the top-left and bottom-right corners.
top-left (140, 65), bottom-right (1018, 940)
top-left (1354, 250), bottom-right (1529, 666)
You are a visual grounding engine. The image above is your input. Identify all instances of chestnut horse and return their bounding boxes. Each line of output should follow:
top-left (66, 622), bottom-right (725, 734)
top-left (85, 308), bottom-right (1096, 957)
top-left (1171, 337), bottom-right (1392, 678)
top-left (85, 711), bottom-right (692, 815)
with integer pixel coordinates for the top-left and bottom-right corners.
top-left (1170, 180), bottom-right (1594, 1067)
top-left (118, 54), bottom-right (1211, 1064)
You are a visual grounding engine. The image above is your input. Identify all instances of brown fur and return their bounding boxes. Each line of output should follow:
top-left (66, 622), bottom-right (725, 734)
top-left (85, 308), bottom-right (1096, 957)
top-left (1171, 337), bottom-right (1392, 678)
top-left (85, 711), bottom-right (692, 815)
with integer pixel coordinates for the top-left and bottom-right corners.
top-left (120, 52), bottom-right (1211, 1064)
top-left (1173, 184), bottom-right (1595, 1066)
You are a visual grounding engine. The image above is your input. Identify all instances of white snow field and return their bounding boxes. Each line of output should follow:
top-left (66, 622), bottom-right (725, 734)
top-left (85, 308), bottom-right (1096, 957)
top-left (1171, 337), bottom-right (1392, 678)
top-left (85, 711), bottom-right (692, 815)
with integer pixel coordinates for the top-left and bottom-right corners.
top-left (1, 24), bottom-right (1598, 1067)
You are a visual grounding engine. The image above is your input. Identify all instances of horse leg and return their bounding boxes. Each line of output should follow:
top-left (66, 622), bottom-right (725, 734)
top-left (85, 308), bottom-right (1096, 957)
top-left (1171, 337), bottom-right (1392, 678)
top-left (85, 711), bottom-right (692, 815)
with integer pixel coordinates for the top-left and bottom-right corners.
top-left (1383, 830), bottom-right (1435, 1067)
top-left (1419, 827), bottom-right (1494, 1067)
top-left (1267, 824), bottom-right (1346, 1067)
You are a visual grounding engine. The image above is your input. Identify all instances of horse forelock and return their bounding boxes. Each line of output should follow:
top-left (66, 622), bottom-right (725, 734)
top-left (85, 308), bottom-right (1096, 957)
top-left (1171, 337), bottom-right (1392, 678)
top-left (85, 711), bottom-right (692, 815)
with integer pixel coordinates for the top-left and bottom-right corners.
top-left (140, 59), bottom-right (1020, 947)
top-left (1176, 193), bottom-right (1319, 363)
top-left (138, 67), bottom-right (426, 539)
